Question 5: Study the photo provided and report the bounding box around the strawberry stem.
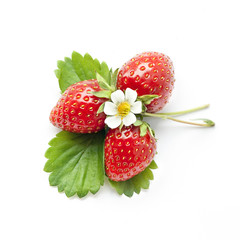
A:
[165,116,214,127]
[142,113,214,127]
[153,104,210,116]
[142,104,215,127]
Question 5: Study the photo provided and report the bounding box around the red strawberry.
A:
[50,79,107,133]
[104,125,157,181]
[117,51,175,113]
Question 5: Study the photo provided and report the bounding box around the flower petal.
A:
[122,112,136,126]
[125,88,137,105]
[105,116,122,129]
[111,90,124,105]
[131,101,142,114]
[104,102,118,115]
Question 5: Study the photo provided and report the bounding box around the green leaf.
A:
[138,95,159,105]
[55,51,111,93]
[100,62,111,85]
[56,58,80,93]
[149,160,158,169]
[44,131,105,198]
[108,160,158,197]
[91,90,112,99]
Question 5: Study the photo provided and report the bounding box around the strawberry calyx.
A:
[133,120,155,138]
[95,72,115,92]
[91,70,119,114]
[137,94,159,105]
[110,68,119,89]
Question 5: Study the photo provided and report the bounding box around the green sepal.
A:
[147,126,155,138]
[133,120,143,126]
[96,72,113,91]
[91,90,111,99]
[97,102,105,114]
[55,52,111,93]
[138,95,159,105]
[140,124,148,137]
[108,160,158,197]
[44,131,105,198]
[142,104,147,113]
[110,68,119,90]
[133,120,155,138]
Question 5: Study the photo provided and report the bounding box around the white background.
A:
[1,0,240,239]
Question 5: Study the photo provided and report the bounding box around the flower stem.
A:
[152,104,210,116]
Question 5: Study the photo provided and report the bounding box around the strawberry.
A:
[50,79,107,133]
[117,51,175,113]
[104,125,157,181]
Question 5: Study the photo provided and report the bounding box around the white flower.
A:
[104,88,142,129]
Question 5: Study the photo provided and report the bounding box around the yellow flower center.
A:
[117,101,130,117]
